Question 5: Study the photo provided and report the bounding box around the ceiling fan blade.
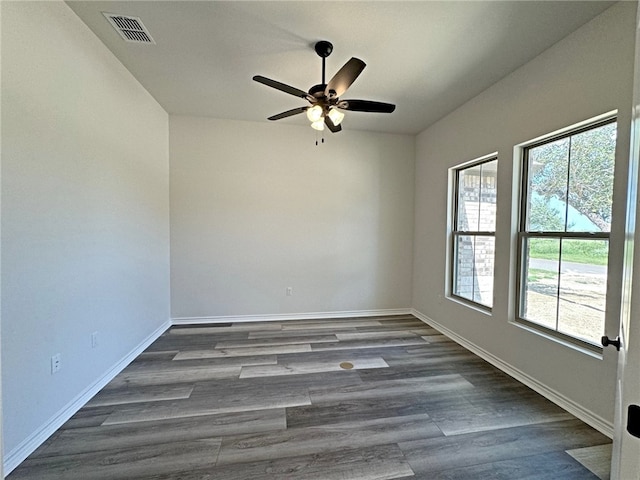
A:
[339,99,396,113]
[253,75,311,100]
[324,115,342,133]
[325,58,366,98]
[267,107,308,121]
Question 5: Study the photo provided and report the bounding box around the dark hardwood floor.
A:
[8,315,612,479]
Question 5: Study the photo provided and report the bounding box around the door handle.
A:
[601,335,621,351]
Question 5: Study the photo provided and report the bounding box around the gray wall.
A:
[170,116,415,319]
[412,2,635,430]
[1,1,170,465]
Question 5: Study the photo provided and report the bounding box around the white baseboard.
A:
[172,308,413,325]
[411,309,614,439]
[4,320,171,475]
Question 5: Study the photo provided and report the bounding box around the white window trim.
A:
[447,152,499,311]
[514,113,617,352]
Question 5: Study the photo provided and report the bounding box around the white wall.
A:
[413,2,636,431]
[1,1,170,468]
[170,116,414,319]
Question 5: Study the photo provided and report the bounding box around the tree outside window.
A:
[519,118,616,347]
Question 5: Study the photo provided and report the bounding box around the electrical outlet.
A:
[91,331,99,348]
[51,354,61,374]
[286,287,293,296]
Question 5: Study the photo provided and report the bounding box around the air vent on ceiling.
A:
[103,13,155,44]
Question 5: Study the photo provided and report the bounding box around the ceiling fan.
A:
[253,40,396,133]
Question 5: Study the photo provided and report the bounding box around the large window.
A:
[451,157,498,309]
[518,117,616,348]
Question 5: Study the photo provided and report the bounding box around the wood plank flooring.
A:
[8,315,612,479]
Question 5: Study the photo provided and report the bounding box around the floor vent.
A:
[103,13,155,44]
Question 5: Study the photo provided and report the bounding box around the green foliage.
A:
[528,196,565,231]
[527,268,557,283]
[529,238,609,265]
[528,122,616,232]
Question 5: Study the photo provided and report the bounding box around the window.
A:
[451,157,498,309]
[518,117,616,348]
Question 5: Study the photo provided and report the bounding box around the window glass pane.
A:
[452,157,497,310]
[521,237,560,330]
[557,239,608,344]
[454,234,475,301]
[519,118,616,347]
[479,160,497,231]
[472,236,495,307]
[457,164,482,231]
[566,123,616,233]
[526,137,569,231]
[454,234,494,308]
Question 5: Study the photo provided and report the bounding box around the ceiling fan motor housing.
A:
[314,40,333,58]
[308,83,328,99]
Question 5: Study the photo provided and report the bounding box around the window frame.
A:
[515,116,617,351]
[450,155,498,311]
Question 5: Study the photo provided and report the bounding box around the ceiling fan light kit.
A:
[311,120,325,131]
[306,105,324,122]
[253,40,395,139]
[327,108,345,126]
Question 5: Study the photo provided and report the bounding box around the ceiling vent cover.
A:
[103,13,155,44]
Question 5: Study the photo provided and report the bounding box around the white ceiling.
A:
[66,1,614,135]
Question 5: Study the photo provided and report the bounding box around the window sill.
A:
[509,319,604,360]
[447,295,493,316]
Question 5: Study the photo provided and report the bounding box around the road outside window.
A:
[518,118,616,347]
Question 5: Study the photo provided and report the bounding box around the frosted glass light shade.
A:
[327,108,345,126]
[311,120,325,131]
[306,105,323,122]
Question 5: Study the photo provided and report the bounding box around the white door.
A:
[611,2,640,478]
